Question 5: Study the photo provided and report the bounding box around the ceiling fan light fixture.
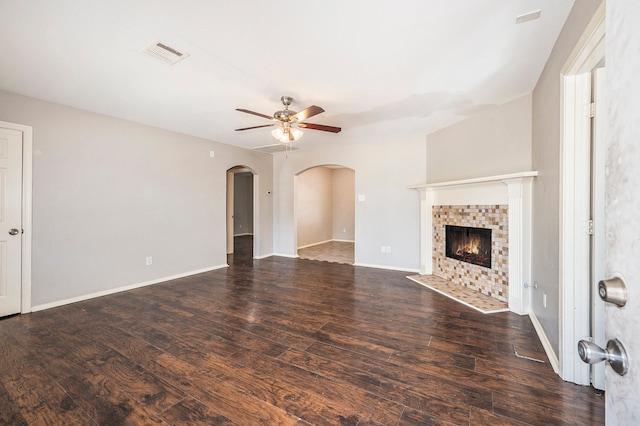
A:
[271,126,303,143]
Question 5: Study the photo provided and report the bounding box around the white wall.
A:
[426,94,532,182]
[296,167,333,247]
[332,167,355,241]
[274,136,426,272]
[0,89,273,308]
[530,0,603,356]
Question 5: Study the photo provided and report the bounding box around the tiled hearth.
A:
[410,172,536,314]
[433,204,508,302]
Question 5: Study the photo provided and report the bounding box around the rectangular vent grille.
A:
[142,42,189,65]
[252,144,299,154]
[516,9,542,24]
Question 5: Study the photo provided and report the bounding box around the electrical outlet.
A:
[381,246,386,253]
[146,256,153,266]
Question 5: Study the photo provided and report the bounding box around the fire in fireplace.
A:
[445,225,492,268]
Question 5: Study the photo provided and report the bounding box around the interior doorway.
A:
[559,6,605,388]
[294,165,355,264]
[226,166,256,258]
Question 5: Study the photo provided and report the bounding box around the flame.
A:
[455,236,481,256]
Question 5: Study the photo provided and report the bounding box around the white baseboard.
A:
[529,311,560,374]
[31,264,228,312]
[297,239,355,250]
[353,262,420,274]
[253,252,275,259]
[297,239,333,250]
[272,253,299,259]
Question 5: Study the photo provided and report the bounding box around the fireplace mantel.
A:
[410,171,537,314]
[409,171,539,190]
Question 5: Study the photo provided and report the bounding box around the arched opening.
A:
[226,165,257,259]
[294,165,355,264]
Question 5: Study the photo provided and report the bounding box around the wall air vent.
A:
[141,42,189,65]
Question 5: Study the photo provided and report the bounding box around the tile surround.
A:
[433,205,508,302]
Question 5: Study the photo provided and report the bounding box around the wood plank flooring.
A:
[0,236,604,425]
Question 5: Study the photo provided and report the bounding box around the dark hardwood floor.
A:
[0,236,604,425]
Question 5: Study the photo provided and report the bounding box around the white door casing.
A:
[559,3,605,385]
[590,67,607,391]
[0,127,23,316]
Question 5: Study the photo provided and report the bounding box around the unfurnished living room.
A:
[1,1,639,425]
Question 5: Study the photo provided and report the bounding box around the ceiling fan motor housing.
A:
[274,109,297,122]
[274,96,296,122]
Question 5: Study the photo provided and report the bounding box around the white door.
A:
[604,0,640,421]
[0,127,23,317]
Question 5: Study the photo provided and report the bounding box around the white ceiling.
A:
[0,0,575,152]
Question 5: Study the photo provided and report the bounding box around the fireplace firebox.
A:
[445,225,492,268]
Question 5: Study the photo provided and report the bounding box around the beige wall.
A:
[426,94,532,182]
[531,0,603,356]
[0,89,273,308]
[332,168,355,241]
[275,136,426,272]
[296,167,334,248]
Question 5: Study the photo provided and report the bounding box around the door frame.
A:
[558,3,605,384]
[226,166,258,258]
[0,120,33,314]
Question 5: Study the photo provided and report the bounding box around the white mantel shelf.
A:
[409,171,538,190]
[410,171,538,315]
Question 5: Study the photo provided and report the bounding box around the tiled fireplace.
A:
[434,205,508,302]
[410,172,536,314]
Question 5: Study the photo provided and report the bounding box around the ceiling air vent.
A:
[516,9,542,24]
[141,42,189,65]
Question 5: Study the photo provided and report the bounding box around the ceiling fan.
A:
[235,96,341,143]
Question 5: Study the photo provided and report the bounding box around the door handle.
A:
[578,338,629,376]
[8,228,20,236]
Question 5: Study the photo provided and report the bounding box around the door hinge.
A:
[587,219,594,235]
[588,102,596,118]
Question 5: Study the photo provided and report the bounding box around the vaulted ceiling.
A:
[0,1,575,152]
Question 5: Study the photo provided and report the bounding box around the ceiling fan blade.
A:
[291,105,324,121]
[236,108,274,120]
[235,124,275,131]
[298,122,342,133]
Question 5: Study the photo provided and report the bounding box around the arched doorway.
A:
[295,165,355,264]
